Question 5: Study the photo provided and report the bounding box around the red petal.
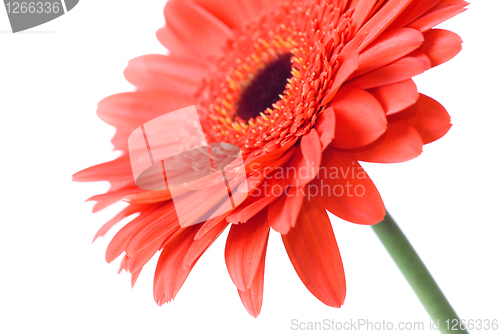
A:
[124,55,206,94]
[91,197,124,214]
[389,0,442,29]
[194,0,261,30]
[171,182,240,228]
[194,211,232,240]
[322,53,359,106]
[126,238,164,275]
[153,225,201,305]
[345,0,414,53]
[86,186,143,203]
[392,94,452,144]
[301,129,322,174]
[226,174,287,224]
[268,187,305,235]
[125,202,179,255]
[419,29,463,67]
[351,120,424,163]
[182,220,229,268]
[123,190,172,204]
[225,210,270,291]
[354,28,424,78]
[330,87,387,149]
[346,51,431,89]
[237,242,266,318]
[72,155,133,182]
[93,205,144,242]
[288,129,322,187]
[349,0,381,34]
[407,0,469,32]
[312,148,385,224]
[314,108,335,150]
[244,138,297,172]
[368,79,419,115]
[131,269,142,288]
[282,197,345,307]
[156,23,201,59]
[105,204,165,263]
[97,91,192,132]
[164,0,234,58]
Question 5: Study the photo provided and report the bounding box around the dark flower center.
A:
[235,53,293,121]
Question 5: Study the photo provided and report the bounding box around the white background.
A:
[0,1,498,333]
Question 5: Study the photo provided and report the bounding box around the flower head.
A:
[74,0,467,317]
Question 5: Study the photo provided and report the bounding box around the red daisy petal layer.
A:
[313,148,385,225]
[225,210,270,291]
[237,241,266,318]
[368,79,419,116]
[282,197,345,308]
[163,0,234,58]
[153,225,201,305]
[346,51,431,89]
[392,93,452,144]
[330,87,387,149]
[419,29,463,67]
[351,119,424,163]
[268,186,305,235]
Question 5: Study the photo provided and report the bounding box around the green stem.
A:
[372,210,468,334]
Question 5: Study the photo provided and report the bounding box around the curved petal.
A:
[86,186,143,203]
[91,189,131,213]
[105,204,165,263]
[97,91,192,131]
[330,87,387,149]
[354,28,424,78]
[288,129,322,187]
[153,225,202,305]
[312,148,385,225]
[182,220,229,268]
[237,240,267,318]
[194,0,262,30]
[407,0,469,32]
[388,0,442,29]
[345,0,414,54]
[368,79,419,115]
[125,202,179,255]
[225,193,275,224]
[391,94,452,144]
[156,23,202,59]
[124,190,172,204]
[93,205,145,242]
[420,29,463,67]
[164,0,234,59]
[314,108,335,150]
[352,120,424,163]
[282,197,345,307]
[72,155,133,182]
[244,138,298,173]
[125,237,165,278]
[268,186,305,235]
[124,55,207,93]
[346,51,431,90]
[225,210,270,291]
[226,174,288,224]
[321,53,359,106]
[349,0,381,34]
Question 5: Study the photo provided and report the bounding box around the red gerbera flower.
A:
[74,0,467,317]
